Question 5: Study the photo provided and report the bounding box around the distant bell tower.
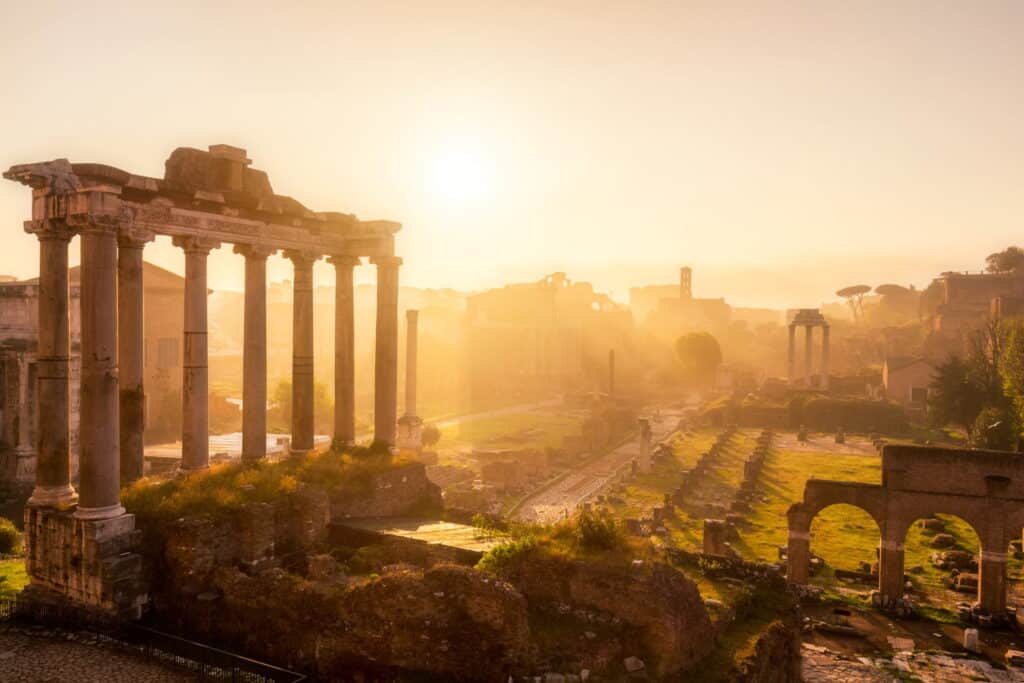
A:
[680,266,693,300]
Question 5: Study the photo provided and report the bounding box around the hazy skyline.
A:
[1,1,1022,308]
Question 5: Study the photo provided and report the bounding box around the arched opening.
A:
[807,503,881,589]
[902,514,982,620]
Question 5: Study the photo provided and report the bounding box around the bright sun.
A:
[427,140,496,206]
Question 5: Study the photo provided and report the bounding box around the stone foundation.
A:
[23,506,147,619]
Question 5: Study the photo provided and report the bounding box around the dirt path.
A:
[510,409,682,524]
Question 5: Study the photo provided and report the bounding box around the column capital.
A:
[233,243,278,260]
[118,226,155,249]
[283,249,322,267]
[371,255,403,268]
[24,219,76,242]
[173,235,221,254]
[327,254,361,268]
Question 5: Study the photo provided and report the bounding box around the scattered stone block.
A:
[623,656,645,673]
[963,628,980,653]
[930,533,955,548]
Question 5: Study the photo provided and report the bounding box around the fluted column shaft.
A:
[373,256,401,446]
[75,218,123,519]
[117,230,152,484]
[803,325,813,384]
[29,225,78,507]
[404,309,419,418]
[174,236,219,472]
[236,245,275,463]
[286,251,318,455]
[821,325,831,391]
[329,255,359,446]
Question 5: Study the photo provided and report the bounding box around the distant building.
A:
[930,271,1024,334]
[883,357,935,409]
[630,267,732,337]
[1,262,189,484]
[465,272,630,403]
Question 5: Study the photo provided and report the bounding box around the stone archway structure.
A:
[4,145,403,617]
[788,444,1024,615]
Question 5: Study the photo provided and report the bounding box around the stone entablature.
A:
[787,444,1024,615]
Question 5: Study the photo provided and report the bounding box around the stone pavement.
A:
[802,643,1024,682]
[0,627,195,682]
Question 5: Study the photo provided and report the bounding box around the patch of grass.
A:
[123,445,415,527]
[0,558,27,599]
[0,517,20,555]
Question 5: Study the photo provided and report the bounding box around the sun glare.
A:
[427,141,496,206]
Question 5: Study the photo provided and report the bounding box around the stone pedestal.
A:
[23,506,146,619]
[637,418,652,474]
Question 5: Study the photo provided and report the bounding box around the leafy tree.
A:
[998,318,1024,441]
[973,404,1017,451]
[986,246,1024,273]
[674,332,722,389]
[928,356,986,440]
[0,517,20,555]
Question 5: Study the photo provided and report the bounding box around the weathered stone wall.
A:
[330,462,442,518]
[732,617,802,683]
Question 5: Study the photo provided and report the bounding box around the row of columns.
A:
[787,323,830,389]
[27,212,401,520]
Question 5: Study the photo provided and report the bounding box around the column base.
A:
[289,448,313,458]
[73,503,127,520]
[178,464,210,476]
[23,506,147,620]
[27,484,79,510]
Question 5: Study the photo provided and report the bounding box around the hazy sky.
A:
[1,1,1022,307]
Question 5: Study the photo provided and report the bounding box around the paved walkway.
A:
[802,643,1024,682]
[0,628,195,682]
[511,409,681,524]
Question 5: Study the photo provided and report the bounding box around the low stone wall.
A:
[331,462,442,519]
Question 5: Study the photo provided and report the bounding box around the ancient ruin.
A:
[787,308,830,389]
[787,444,1024,615]
[3,145,403,617]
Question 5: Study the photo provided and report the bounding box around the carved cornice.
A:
[172,235,221,254]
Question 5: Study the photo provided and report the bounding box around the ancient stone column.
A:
[404,309,419,418]
[328,255,359,446]
[174,236,219,472]
[236,244,276,463]
[27,223,78,507]
[372,256,401,447]
[877,536,905,603]
[803,324,813,385]
[75,217,124,519]
[821,324,831,391]
[787,324,796,383]
[978,549,1008,614]
[117,229,153,484]
[286,250,319,456]
[638,417,651,474]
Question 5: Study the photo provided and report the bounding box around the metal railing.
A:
[0,595,306,682]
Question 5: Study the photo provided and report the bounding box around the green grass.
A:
[438,411,584,455]
[0,558,27,599]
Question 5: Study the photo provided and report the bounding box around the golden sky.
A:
[1,1,1022,308]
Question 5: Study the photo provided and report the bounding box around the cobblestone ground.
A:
[0,628,196,682]
[802,643,1024,682]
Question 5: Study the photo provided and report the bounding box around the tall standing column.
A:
[821,325,831,391]
[404,309,419,418]
[286,250,319,456]
[372,256,401,447]
[787,324,796,383]
[803,324,813,385]
[28,223,78,507]
[117,229,153,484]
[174,236,219,473]
[75,216,124,519]
[236,244,276,463]
[329,255,359,446]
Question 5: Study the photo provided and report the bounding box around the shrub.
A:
[0,518,21,555]
[476,534,539,573]
[573,509,623,551]
[801,397,906,432]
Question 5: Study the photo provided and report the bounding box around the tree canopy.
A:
[985,246,1024,273]
[674,331,722,388]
